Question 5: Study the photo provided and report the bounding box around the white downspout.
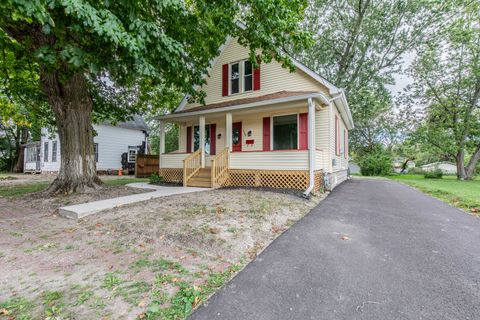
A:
[303,98,316,198]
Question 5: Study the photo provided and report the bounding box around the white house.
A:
[156,37,354,194]
[420,162,457,174]
[24,116,149,174]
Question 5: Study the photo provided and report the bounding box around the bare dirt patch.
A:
[0,188,325,319]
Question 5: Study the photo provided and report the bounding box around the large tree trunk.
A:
[13,127,29,173]
[40,70,102,193]
[465,144,480,180]
[455,150,467,180]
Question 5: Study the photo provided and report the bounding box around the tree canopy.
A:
[0,0,311,192]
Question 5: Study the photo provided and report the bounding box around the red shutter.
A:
[222,64,229,96]
[210,124,216,155]
[186,126,192,153]
[262,117,270,151]
[253,60,261,91]
[299,113,308,150]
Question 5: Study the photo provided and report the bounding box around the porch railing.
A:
[211,148,229,188]
[183,149,202,187]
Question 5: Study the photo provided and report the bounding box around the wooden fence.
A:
[135,154,159,178]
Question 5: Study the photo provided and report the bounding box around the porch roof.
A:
[156,90,330,120]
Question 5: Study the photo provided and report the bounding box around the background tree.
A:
[0,39,49,172]
[405,2,480,180]
[1,0,311,193]
[299,0,456,154]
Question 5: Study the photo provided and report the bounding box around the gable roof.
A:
[101,115,149,131]
[171,30,353,129]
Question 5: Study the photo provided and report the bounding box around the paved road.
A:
[190,178,480,320]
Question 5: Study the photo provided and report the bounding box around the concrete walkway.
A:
[189,178,480,320]
[59,183,209,219]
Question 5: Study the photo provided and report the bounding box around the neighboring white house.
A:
[420,162,457,174]
[24,116,149,173]
[156,36,354,193]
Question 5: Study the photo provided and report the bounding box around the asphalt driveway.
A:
[190,178,480,320]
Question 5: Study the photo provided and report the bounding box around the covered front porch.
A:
[157,92,330,192]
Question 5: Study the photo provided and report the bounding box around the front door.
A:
[232,122,242,152]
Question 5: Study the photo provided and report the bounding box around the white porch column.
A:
[199,116,205,168]
[304,98,316,196]
[159,120,165,170]
[225,112,232,151]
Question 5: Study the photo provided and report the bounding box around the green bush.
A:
[149,172,163,184]
[357,148,392,176]
[424,169,443,179]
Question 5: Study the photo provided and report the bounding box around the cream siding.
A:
[230,151,308,170]
[330,103,349,172]
[160,153,188,168]
[183,38,329,110]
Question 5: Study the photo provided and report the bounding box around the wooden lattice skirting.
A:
[159,168,324,192]
[226,169,324,192]
[159,168,183,183]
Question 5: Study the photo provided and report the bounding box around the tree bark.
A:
[12,127,29,173]
[455,150,466,180]
[465,143,480,180]
[40,69,102,193]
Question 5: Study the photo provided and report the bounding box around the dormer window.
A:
[223,59,260,96]
[244,60,253,91]
[230,62,240,94]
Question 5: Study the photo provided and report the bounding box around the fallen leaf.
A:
[341,236,350,241]
[138,313,146,319]
[172,277,180,283]
[271,225,283,233]
[471,208,478,213]
[1,308,9,315]
[159,235,165,240]
[193,296,201,308]
[209,227,220,234]
[138,300,146,307]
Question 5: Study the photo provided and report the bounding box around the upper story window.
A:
[244,60,253,92]
[229,60,255,95]
[230,63,240,94]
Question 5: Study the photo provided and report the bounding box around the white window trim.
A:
[44,141,49,162]
[229,59,254,96]
[270,112,300,151]
[128,146,137,163]
[52,141,57,162]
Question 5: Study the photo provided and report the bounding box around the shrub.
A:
[357,148,392,176]
[149,172,163,184]
[424,169,443,179]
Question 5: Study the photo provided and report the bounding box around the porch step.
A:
[187,168,212,188]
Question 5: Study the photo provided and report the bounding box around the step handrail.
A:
[183,149,202,187]
[211,148,229,188]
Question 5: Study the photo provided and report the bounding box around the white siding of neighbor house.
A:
[37,125,146,172]
[183,38,329,110]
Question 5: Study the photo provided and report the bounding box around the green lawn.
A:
[0,177,149,198]
[389,174,480,214]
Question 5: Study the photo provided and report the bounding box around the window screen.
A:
[273,114,298,150]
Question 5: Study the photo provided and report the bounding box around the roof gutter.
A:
[156,92,330,121]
